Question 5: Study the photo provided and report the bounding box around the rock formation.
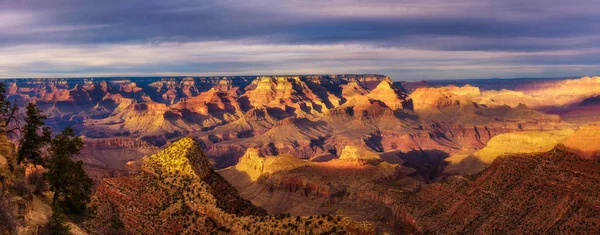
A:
[219,147,414,232]
[89,137,374,234]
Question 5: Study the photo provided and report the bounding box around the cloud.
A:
[0,0,599,79]
[1,41,599,79]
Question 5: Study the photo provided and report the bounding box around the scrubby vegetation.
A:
[395,145,600,234]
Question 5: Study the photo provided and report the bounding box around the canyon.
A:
[6,75,584,172]
[3,74,600,234]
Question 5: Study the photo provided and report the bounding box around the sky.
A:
[1,0,599,80]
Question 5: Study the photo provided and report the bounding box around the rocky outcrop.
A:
[89,137,374,234]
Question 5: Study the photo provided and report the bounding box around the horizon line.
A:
[0,74,592,82]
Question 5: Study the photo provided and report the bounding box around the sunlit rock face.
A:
[239,76,339,116]
[339,145,382,164]
[367,77,413,110]
[233,148,310,181]
[410,76,600,111]
[561,125,600,159]
[410,85,480,111]
[444,129,574,175]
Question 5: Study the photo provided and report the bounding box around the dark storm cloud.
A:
[1,0,599,79]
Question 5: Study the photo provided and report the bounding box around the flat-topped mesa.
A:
[120,81,143,93]
[410,85,482,111]
[367,77,413,110]
[234,148,311,181]
[141,136,213,180]
[339,145,383,165]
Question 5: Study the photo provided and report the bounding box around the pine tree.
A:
[46,128,92,216]
[17,103,51,166]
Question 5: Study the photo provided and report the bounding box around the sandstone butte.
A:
[239,76,337,116]
[89,137,375,234]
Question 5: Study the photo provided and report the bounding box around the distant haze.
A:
[1,0,599,80]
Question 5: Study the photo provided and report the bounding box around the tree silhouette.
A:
[46,127,92,216]
[17,103,51,166]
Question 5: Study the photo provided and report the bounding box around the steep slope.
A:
[89,137,374,234]
[396,146,600,234]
